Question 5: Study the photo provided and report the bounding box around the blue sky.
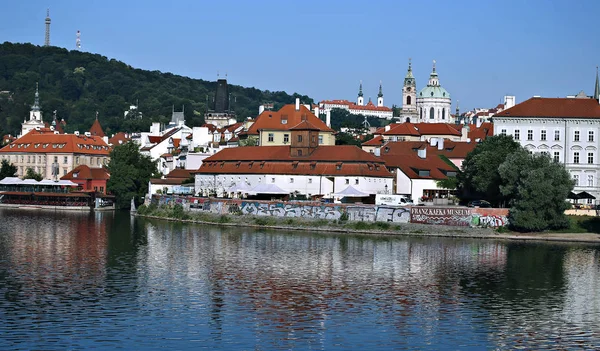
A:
[1,0,599,112]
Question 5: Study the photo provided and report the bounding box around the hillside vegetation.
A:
[0,42,313,137]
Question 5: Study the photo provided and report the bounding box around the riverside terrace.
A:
[0,177,114,210]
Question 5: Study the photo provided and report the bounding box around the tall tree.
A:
[106,142,160,209]
[498,150,573,232]
[0,160,17,179]
[457,135,522,206]
[23,168,43,181]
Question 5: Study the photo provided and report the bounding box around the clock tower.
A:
[401,58,418,122]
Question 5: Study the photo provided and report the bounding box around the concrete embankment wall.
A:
[151,195,509,228]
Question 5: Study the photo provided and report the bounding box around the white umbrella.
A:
[0,177,22,185]
[247,183,289,195]
[333,185,370,197]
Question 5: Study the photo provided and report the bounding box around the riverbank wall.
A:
[150,195,509,228]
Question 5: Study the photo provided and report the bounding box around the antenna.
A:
[362,115,371,129]
[76,30,81,50]
[44,9,51,46]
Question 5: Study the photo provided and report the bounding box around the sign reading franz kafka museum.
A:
[410,206,472,226]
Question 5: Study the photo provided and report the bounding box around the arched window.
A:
[429,107,435,120]
[405,117,411,123]
[406,96,412,105]
[442,108,445,120]
[420,108,423,119]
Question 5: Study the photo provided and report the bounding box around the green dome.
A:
[418,85,450,99]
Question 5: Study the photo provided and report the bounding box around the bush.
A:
[171,204,188,220]
[375,222,391,230]
[339,212,349,222]
[218,215,231,223]
[353,221,370,230]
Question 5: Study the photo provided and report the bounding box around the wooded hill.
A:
[0,42,313,137]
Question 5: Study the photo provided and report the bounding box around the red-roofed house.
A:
[192,126,393,201]
[493,91,600,201]
[244,99,336,146]
[61,165,110,194]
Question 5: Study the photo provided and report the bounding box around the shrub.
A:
[376,222,391,230]
[218,215,231,223]
[353,221,370,230]
[339,212,349,222]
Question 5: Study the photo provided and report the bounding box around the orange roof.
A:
[109,132,130,145]
[148,136,162,143]
[0,131,110,155]
[379,153,457,179]
[61,165,110,180]
[414,123,462,136]
[320,99,393,112]
[89,119,105,137]
[289,120,320,131]
[361,135,385,146]
[467,122,494,141]
[192,145,392,177]
[379,140,477,159]
[246,104,334,135]
[166,168,191,179]
[376,123,421,136]
[494,97,600,118]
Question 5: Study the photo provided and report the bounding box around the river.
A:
[0,209,599,350]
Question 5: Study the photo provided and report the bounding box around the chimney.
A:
[504,95,516,109]
[430,137,437,147]
[259,105,265,115]
[417,148,427,159]
[295,98,300,111]
[384,125,391,132]
[374,148,381,157]
[326,110,331,127]
[476,117,483,128]
[314,106,320,117]
[437,138,444,150]
[74,131,80,136]
[461,125,469,141]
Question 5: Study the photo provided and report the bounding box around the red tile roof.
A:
[89,119,105,137]
[379,140,476,160]
[494,97,600,118]
[109,132,130,145]
[361,135,385,146]
[166,168,191,179]
[192,145,392,177]
[0,131,110,155]
[320,99,393,112]
[377,142,461,179]
[374,123,461,137]
[246,104,334,135]
[61,165,110,180]
[290,120,320,131]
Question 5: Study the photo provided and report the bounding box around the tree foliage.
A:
[0,42,313,138]
[457,135,522,206]
[327,108,389,131]
[106,142,160,209]
[23,168,43,181]
[0,160,17,179]
[498,150,573,232]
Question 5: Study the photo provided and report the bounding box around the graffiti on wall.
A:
[410,207,472,226]
[240,201,342,220]
[375,206,410,223]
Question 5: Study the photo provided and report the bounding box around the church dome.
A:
[419,85,450,99]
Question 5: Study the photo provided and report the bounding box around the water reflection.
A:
[0,209,599,350]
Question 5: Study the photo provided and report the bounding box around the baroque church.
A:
[399,59,452,124]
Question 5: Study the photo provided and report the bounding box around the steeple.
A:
[594,66,599,100]
[32,82,41,112]
[428,59,439,86]
[357,80,364,106]
[455,100,460,125]
[378,81,383,98]
[377,81,384,107]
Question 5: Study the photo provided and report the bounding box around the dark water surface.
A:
[0,210,599,350]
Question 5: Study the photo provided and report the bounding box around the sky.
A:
[1,0,599,112]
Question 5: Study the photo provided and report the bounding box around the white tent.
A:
[39,179,59,186]
[0,177,21,185]
[333,185,370,197]
[247,183,289,195]
[227,182,251,194]
[21,179,39,185]
[55,180,79,187]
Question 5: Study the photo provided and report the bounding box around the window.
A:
[297,135,303,142]
[514,130,520,140]
[283,134,289,143]
[318,135,323,144]
[271,178,275,183]
[38,156,42,163]
[54,156,58,162]
[574,131,580,142]
[406,96,411,105]
[289,178,294,183]
[355,179,359,185]
[553,151,560,163]
[590,131,595,142]
[541,130,546,141]
[573,174,580,186]
[345,179,350,184]
[527,130,533,141]
[441,108,445,120]
[554,130,560,141]
[429,107,435,120]
[268,133,274,142]
[501,129,507,136]
[63,169,67,175]
[574,152,580,164]
[308,178,312,184]
[63,156,68,164]
[76,156,79,164]
[587,175,594,187]
[100,186,104,193]
[588,152,594,164]
[297,149,302,156]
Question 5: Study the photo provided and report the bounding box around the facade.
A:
[204,79,237,128]
[192,127,394,200]
[415,61,452,123]
[244,99,336,146]
[399,59,418,122]
[318,82,394,120]
[493,94,600,201]
[0,129,110,179]
[61,165,110,194]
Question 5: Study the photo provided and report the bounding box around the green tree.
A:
[498,150,573,232]
[457,135,522,206]
[435,176,458,191]
[24,167,43,181]
[106,142,160,209]
[0,160,17,179]
[335,132,361,146]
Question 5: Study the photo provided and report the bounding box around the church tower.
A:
[20,83,45,138]
[401,58,417,122]
[357,81,364,106]
[377,81,384,107]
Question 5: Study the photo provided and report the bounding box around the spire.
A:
[428,59,439,86]
[432,59,436,73]
[32,82,41,111]
[358,80,363,97]
[95,111,99,120]
[378,81,383,98]
[594,66,599,100]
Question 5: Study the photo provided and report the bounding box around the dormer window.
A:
[336,162,342,170]
[73,172,79,178]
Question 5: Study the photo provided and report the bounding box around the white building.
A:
[493,87,600,201]
[319,81,394,120]
[19,84,45,138]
